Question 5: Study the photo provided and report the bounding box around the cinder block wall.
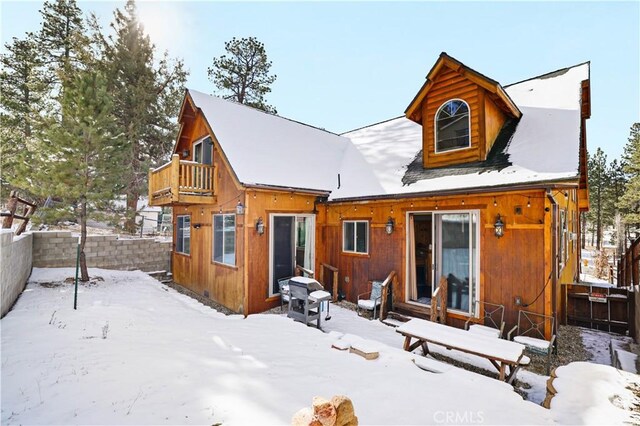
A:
[32,232,171,272]
[1,230,33,318]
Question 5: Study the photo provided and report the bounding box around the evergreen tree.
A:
[586,148,611,249]
[208,36,277,113]
[619,123,640,234]
[92,0,187,232]
[26,70,123,281]
[37,0,89,95]
[0,35,47,200]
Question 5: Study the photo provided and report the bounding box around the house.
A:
[148,53,590,338]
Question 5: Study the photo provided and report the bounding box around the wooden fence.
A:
[562,283,631,335]
[618,235,640,287]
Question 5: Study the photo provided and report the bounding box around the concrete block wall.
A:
[1,230,33,318]
[32,232,171,272]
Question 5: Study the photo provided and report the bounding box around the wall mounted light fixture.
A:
[385,217,395,235]
[181,149,190,158]
[494,214,505,238]
[256,217,265,235]
[236,201,244,215]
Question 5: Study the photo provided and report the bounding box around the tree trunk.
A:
[79,199,89,282]
[124,190,139,234]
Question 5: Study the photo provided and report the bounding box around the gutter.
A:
[546,188,559,347]
[328,181,579,204]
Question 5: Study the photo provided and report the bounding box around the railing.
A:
[179,161,214,194]
[149,154,216,204]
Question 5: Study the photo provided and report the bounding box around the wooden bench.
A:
[396,318,526,383]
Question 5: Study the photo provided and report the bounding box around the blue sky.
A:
[2,1,638,161]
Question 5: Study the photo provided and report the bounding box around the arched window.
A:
[435,99,470,153]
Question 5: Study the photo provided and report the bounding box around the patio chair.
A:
[287,280,321,329]
[357,280,383,319]
[278,276,291,312]
[508,310,556,375]
[464,301,505,338]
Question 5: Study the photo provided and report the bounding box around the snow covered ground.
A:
[0,268,635,425]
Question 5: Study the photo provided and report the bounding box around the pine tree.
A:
[26,70,123,281]
[586,148,611,249]
[37,0,89,96]
[619,123,640,235]
[92,0,187,233]
[208,37,277,113]
[0,35,47,200]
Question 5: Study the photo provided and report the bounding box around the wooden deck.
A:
[148,154,217,206]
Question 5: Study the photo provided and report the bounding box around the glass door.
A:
[269,214,315,296]
[433,211,478,314]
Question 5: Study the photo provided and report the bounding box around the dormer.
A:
[405,53,522,169]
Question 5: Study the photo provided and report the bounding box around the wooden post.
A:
[170,154,180,202]
[148,168,153,205]
[2,191,18,229]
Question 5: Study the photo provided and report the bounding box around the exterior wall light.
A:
[181,149,190,158]
[385,217,395,235]
[494,214,505,238]
[236,201,244,215]
[256,217,265,235]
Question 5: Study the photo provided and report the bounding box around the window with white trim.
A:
[213,214,236,265]
[435,99,470,153]
[342,220,368,254]
[176,215,190,255]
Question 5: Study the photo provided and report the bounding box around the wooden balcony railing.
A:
[148,154,216,206]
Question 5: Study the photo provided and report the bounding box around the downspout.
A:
[546,189,559,346]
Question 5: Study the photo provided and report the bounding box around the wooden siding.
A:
[170,111,246,313]
[484,95,507,157]
[244,190,321,314]
[320,189,566,338]
[421,66,482,168]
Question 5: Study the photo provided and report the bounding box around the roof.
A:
[185,60,589,201]
[188,90,382,195]
[404,52,522,123]
[339,62,589,200]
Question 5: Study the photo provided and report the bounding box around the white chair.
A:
[357,280,383,319]
[278,277,291,312]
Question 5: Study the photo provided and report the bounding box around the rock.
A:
[313,396,337,426]
[331,395,357,426]
[292,407,322,426]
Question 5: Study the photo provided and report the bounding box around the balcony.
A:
[148,154,217,206]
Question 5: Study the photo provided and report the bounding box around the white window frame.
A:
[434,99,471,154]
[404,210,480,317]
[212,213,236,266]
[267,214,316,297]
[176,215,190,255]
[342,220,369,254]
[193,136,213,165]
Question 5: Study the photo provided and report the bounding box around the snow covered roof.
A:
[188,90,381,194]
[338,62,589,200]
[186,61,589,201]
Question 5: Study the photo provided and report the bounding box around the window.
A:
[176,215,190,255]
[213,214,236,265]
[343,220,368,254]
[435,99,470,153]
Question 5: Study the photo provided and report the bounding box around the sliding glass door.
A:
[269,214,315,296]
[408,211,479,315]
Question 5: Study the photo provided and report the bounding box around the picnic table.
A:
[396,318,526,383]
